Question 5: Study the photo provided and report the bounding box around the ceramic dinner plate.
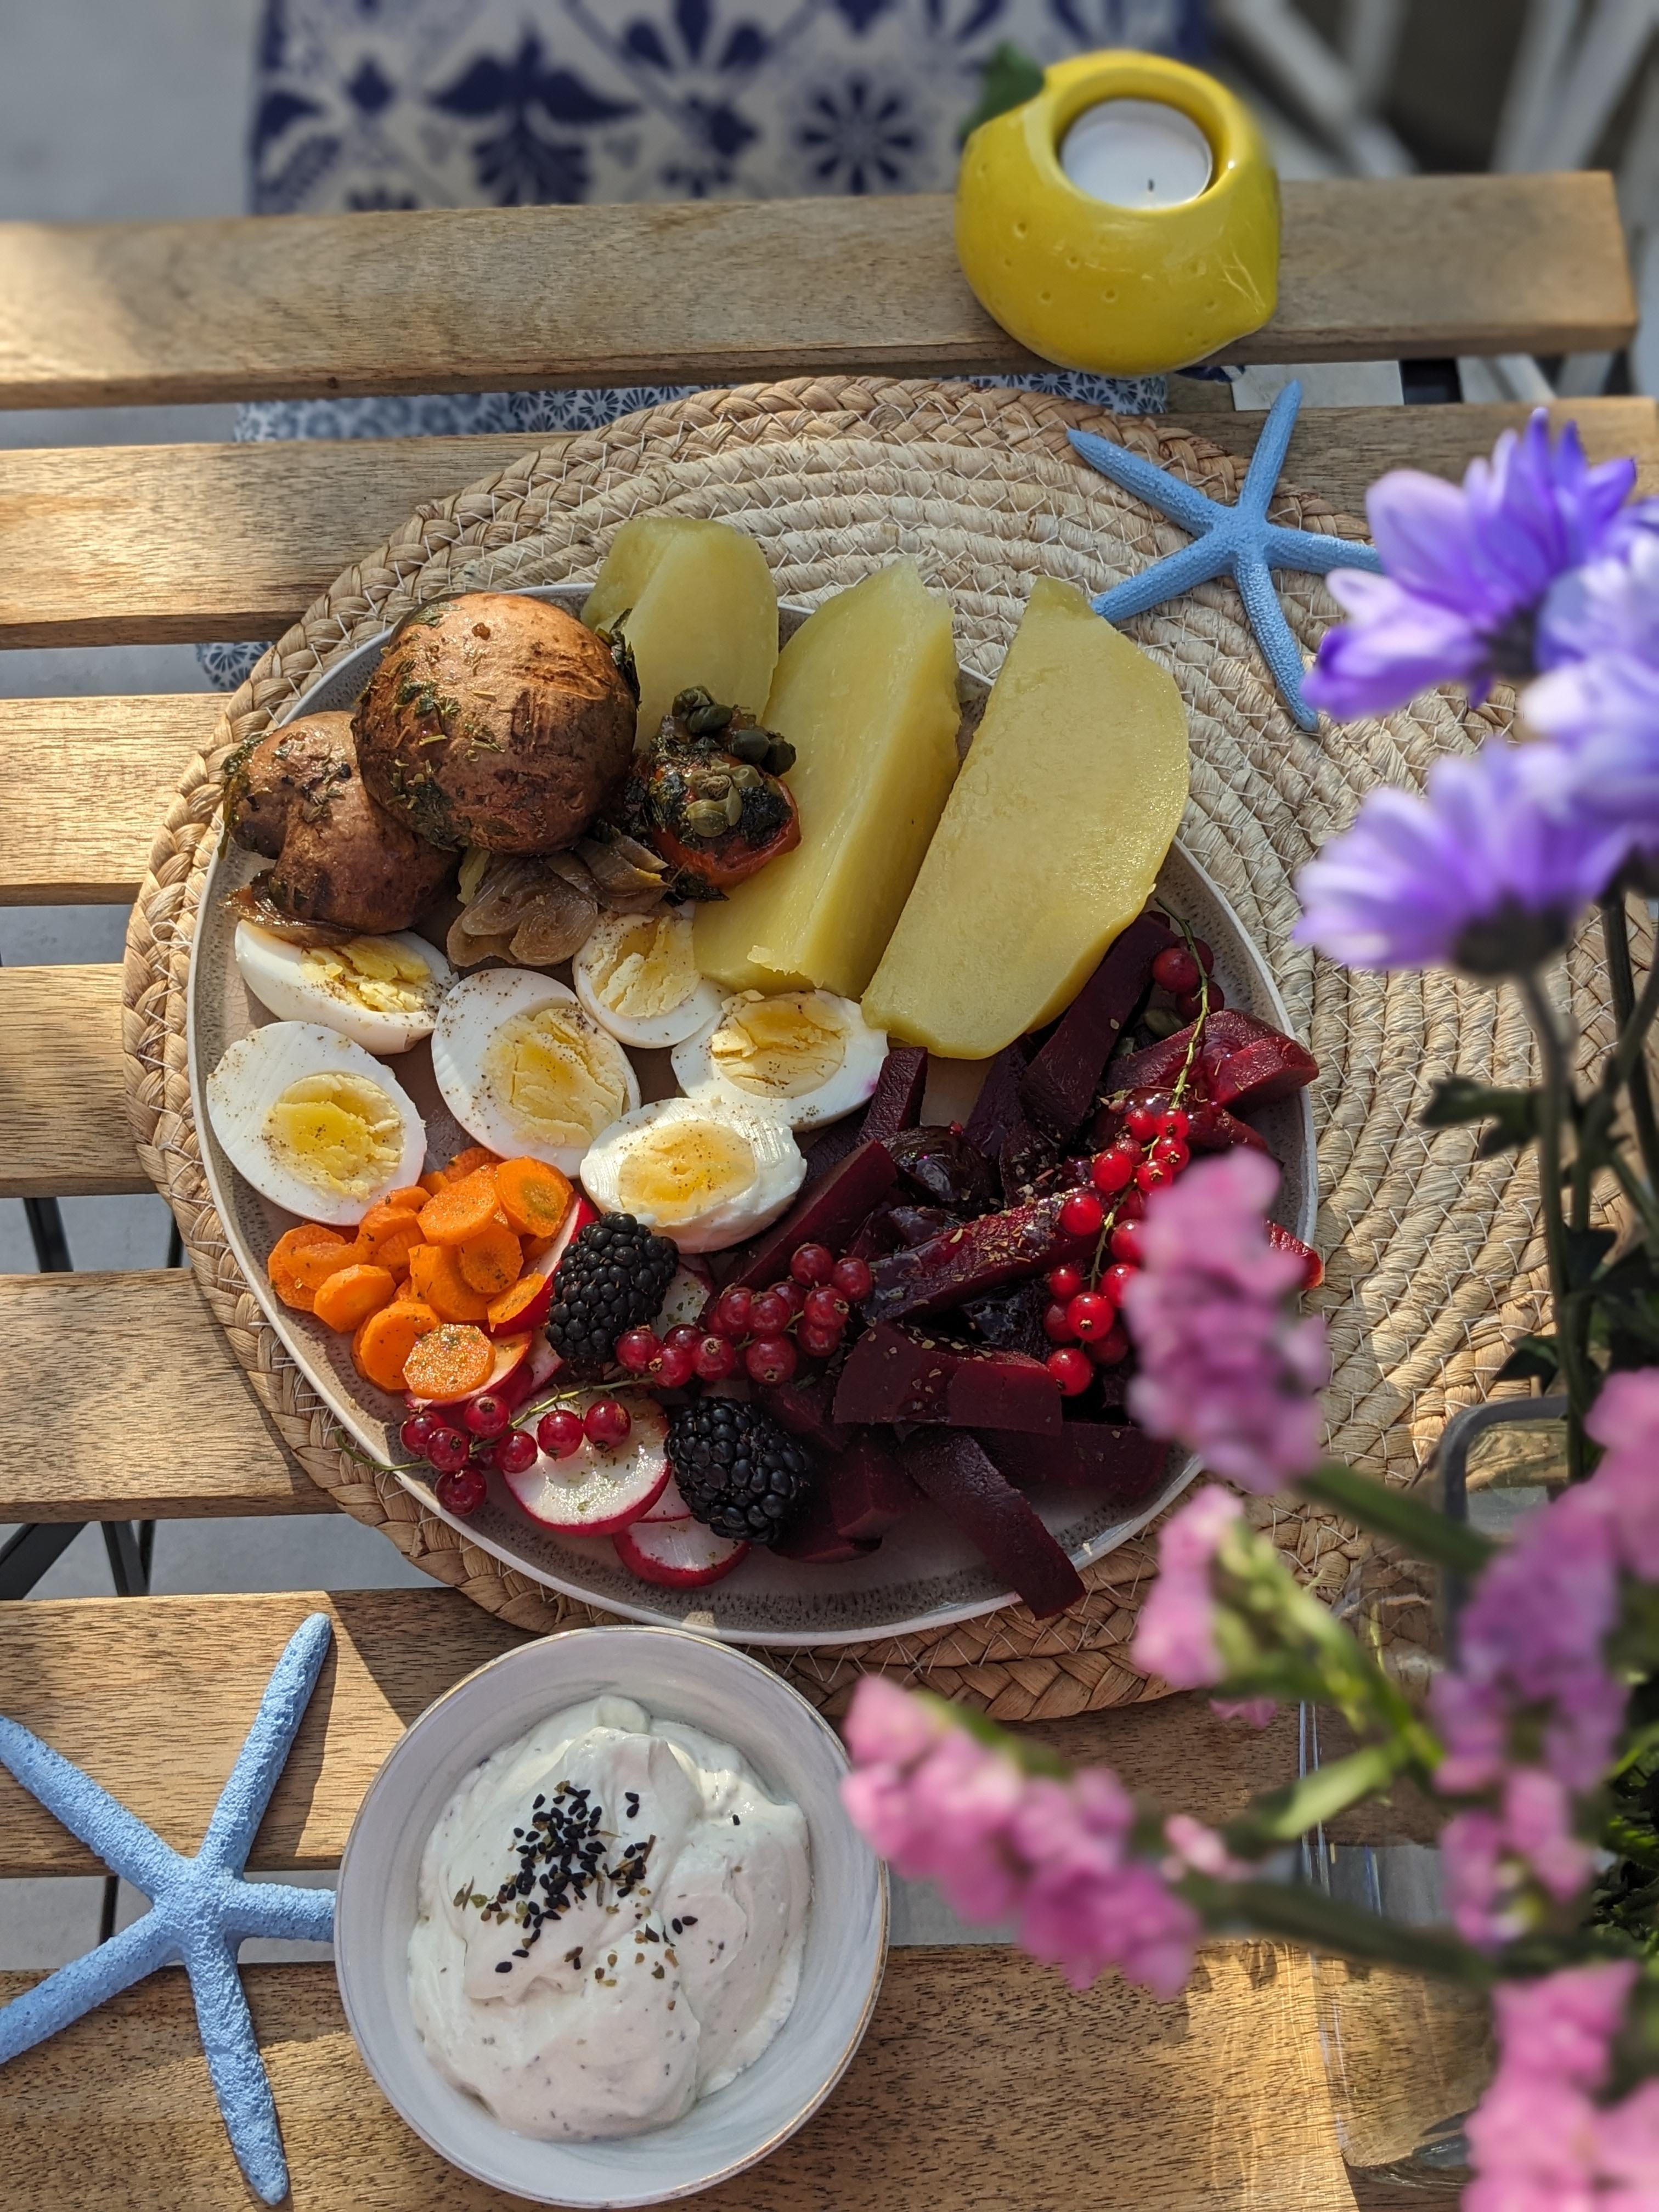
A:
[188,584,1316,1645]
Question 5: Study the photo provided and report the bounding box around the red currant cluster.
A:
[1042,938,1214,1400]
[400,1393,634,1517]
[1150,939,1222,1020]
[625,1244,876,1392]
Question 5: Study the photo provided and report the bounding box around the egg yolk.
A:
[264,1072,404,1198]
[708,992,848,1099]
[300,938,436,1019]
[588,914,699,1020]
[486,1007,632,1148]
[616,1119,758,1226]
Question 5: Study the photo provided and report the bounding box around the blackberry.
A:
[666,1401,814,1546]
[546,1214,678,1373]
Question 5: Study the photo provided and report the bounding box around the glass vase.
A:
[1302,1397,1569,2194]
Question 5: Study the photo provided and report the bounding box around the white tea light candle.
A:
[1060,99,1213,210]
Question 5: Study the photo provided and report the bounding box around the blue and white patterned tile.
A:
[249,0,1204,214]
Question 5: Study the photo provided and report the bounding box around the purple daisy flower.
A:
[1524,653,1659,868]
[1304,411,1640,720]
[1537,508,1659,669]
[1294,740,1632,975]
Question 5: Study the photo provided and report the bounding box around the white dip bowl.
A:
[335,1623,888,2206]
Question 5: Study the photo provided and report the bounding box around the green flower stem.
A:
[1609,1142,1659,1250]
[1180,1871,1496,1986]
[1521,972,1593,1479]
[1601,898,1659,1132]
[1222,1742,1409,1858]
[1212,1520,1440,1770]
[929,1693,1069,1778]
[1297,1461,1495,1575]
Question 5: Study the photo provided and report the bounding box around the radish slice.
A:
[639,1473,692,1524]
[614,1517,749,1588]
[542,1194,599,1273]
[654,1264,713,1334]
[503,1391,668,1536]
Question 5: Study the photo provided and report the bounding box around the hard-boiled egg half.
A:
[234,922,452,1055]
[580,1096,805,1253]
[206,1022,426,1226]
[672,989,888,1131]
[571,907,723,1049]
[432,968,639,1176]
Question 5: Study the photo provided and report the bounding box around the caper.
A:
[729,727,770,764]
[728,763,762,790]
[724,787,746,827]
[684,800,729,837]
[765,740,797,775]
[687,701,734,736]
[673,686,712,715]
[698,772,731,799]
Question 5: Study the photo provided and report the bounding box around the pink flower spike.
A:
[1500,1767,1595,1903]
[1210,1697,1277,1728]
[1465,1963,1649,2207]
[838,1679,1206,2003]
[1585,1366,1659,1579]
[1122,1152,1327,1494]
[1132,1486,1240,1688]
[842,1674,950,1768]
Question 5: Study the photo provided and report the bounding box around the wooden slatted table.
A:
[0,175,1640,2210]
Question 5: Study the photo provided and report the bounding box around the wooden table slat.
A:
[0,693,220,903]
[0,397,1654,656]
[0,963,144,1197]
[0,1947,1363,2212]
[0,1269,320,1518]
[0,1592,1440,1881]
[0,176,1634,415]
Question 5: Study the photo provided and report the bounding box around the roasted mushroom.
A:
[223,712,453,933]
[352,593,636,854]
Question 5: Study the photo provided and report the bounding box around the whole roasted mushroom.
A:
[352,592,636,854]
[223,711,453,932]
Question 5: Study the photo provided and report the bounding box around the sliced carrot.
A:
[486,1269,554,1334]
[447,1144,501,1178]
[420,1169,451,1197]
[268,1224,348,1311]
[494,1156,573,1239]
[418,1167,503,1246]
[284,1236,369,1302]
[403,1323,494,1401]
[386,1184,430,1215]
[313,1262,398,1334]
[521,1229,560,1268]
[407,1242,493,1323]
[356,1204,425,1276]
[353,1297,440,1392]
[458,1221,523,1296]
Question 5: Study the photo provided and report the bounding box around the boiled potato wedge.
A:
[693,560,961,1000]
[583,516,777,746]
[862,576,1188,1059]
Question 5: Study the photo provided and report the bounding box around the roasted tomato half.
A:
[628,689,800,896]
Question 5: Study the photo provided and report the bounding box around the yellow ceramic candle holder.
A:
[956,52,1280,377]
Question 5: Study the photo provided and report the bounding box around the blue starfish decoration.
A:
[0,1613,335,2204]
[1068,378,1383,731]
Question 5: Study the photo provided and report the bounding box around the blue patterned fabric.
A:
[250,0,1205,214]
[208,0,1199,684]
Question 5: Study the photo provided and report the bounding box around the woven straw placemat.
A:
[123,375,1617,1720]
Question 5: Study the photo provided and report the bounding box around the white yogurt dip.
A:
[407,1694,811,2140]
